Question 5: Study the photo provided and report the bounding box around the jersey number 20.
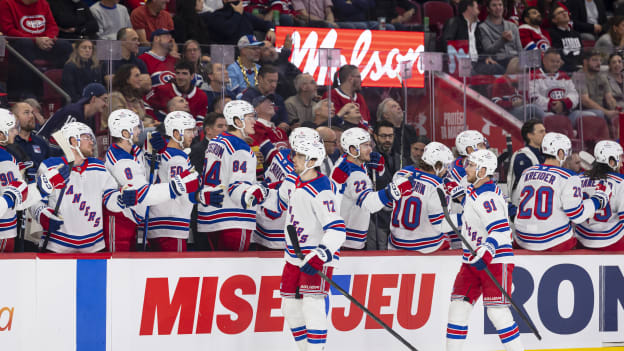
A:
[518,185,554,220]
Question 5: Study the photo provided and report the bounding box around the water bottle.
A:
[424,16,429,32]
[273,10,280,26]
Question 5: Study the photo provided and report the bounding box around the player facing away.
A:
[446,149,523,351]
[281,139,346,351]
[514,132,609,251]
[32,122,130,253]
[576,141,624,250]
[330,127,412,249]
[389,142,455,252]
[104,109,199,251]
[197,100,268,251]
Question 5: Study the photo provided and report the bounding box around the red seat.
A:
[167,0,176,15]
[544,114,574,137]
[396,1,422,24]
[42,69,66,118]
[582,40,595,48]
[423,1,454,34]
[576,115,610,151]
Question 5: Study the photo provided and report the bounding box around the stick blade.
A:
[51,130,75,163]
[436,187,448,207]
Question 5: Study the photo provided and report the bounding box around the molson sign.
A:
[275,27,425,88]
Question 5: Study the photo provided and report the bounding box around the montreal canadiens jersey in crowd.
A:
[331,158,391,249]
[253,149,296,249]
[138,51,176,88]
[518,24,551,51]
[389,167,448,252]
[32,157,124,253]
[147,147,196,239]
[461,181,513,265]
[529,69,579,112]
[576,173,624,248]
[198,132,258,232]
[283,174,346,268]
[0,147,21,239]
[514,165,598,250]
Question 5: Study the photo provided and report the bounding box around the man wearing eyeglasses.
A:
[549,4,583,72]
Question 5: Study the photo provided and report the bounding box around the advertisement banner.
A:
[275,27,425,88]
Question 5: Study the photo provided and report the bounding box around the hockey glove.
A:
[590,181,610,210]
[331,159,350,184]
[366,152,385,174]
[301,245,332,275]
[467,237,497,271]
[385,176,413,201]
[243,184,268,209]
[508,203,518,219]
[170,170,199,197]
[150,132,167,154]
[118,189,138,208]
[444,179,465,201]
[18,161,35,182]
[38,208,64,233]
[198,186,225,207]
[37,164,70,196]
[2,181,28,209]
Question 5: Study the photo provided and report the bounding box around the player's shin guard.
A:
[487,306,524,351]
[282,298,307,351]
[302,296,328,351]
[446,300,473,351]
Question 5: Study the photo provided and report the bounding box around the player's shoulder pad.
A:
[218,133,251,154]
[42,156,67,169]
[412,169,442,187]
[300,174,334,197]
[106,144,134,164]
[468,181,501,200]
[162,147,188,161]
[0,148,16,163]
[86,157,107,171]
[542,165,575,179]
[607,172,624,184]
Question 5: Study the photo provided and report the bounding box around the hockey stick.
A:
[435,188,542,340]
[41,131,76,251]
[142,133,158,251]
[286,225,418,351]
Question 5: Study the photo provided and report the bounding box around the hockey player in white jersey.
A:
[576,140,624,250]
[104,109,199,251]
[446,149,523,351]
[330,127,412,249]
[197,100,268,251]
[280,139,345,351]
[514,132,609,251]
[31,122,131,253]
[389,142,454,252]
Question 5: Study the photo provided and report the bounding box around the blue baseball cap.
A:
[150,28,173,41]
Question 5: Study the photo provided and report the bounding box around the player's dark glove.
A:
[330,159,350,184]
[507,203,518,219]
[38,207,64,233]
[150,132,167,154]
[301,244,332,275]
[118,189,138,208]
[384,176,413,201]
[242,184,268,209]
[170,169,199,197]
[591,181,610,210]
[198,186,224,207]
[366,152,385,174]
[467,237,497,271]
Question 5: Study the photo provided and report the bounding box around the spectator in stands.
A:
[213,95,232,114]
[204,62,233,112]
[372,0,415,30]
[259,35,302,99]
[596,16,624,62]
[190,112,226,172]
[327,64,371,126]
[183,40,209,88]
[519,6,551,51]
[11,102,53,171]
[266,0,298,27]
[130,0,174,45]
[575,50,619,124]
[167,96,191,113]
[90,0,131,40]
[138,28,177,89]
[442,0,505,75]
[530,49,581,119]
[103,28,151,90]
[302,98,334,128]
[112,64,149,122]
[504,0,526,25]
[409,136,428,165]
[49,0,98,39]
[376,97,417,163]
[200,0,222,13]
[62,39,104,102]
[316,126,338,175]
[37,83,108,139]
[566,0,607,41]
[23,98,46,127]
[606,53,624,109]
[228,35,263,97]
[285,73,317,124]
[293,0,338,27]
[0,0,73,100]
[205,0,275,45]
[174,0,211,44]
[535,0,555,30]
[564,151,582,173]
[251,95,289,155]
[241,65,290,129]
[333,0,385,30]
[507,119,545,206]
[479,0,522,70]
[145,60,208,124]
[492,57,545,120]
[335,102,363,130]
[549,4,583,72]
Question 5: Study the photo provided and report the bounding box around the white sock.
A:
[282,298,307,351]
[446,300,473,351]
[487,307,524,351]
[302,296,328,351]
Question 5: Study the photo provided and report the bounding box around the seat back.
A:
[423,1,454,33]
[576,115,610,151]
[42,69,66,118]
[543,114,574,137]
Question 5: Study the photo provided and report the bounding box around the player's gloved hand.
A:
[198,186,224,207]
[117,189,138,208]
[37,164,70,196]
[467,237,497,271]
[331,158,350,184]
[243,183,268,209]
[301,244,332,275]
[385,176,413,201]
[38,207,64,233]
[508,203,518,219]
[170,169,199,197]
[366,152,385,174]
[18,161,34,182]
[444,178,465,201]
[590,181,610,210]
[2,181,28,209]
[149,132,167,154]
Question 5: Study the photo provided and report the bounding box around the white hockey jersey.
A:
[283,174,346,269]
[32,157,125,253]
[530,69,579,112]
[445,157,468,246]
[147,147,196,239]
[461,181,513,264]
[389,166,448,252]
[0,147,21,239]
[330,158,392,249]
[576,173,624,248]
[514,165,598,250]
[197,132,258,232]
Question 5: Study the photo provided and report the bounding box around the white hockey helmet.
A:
[422,141,454,176]
[341,127,370,158]
[289,127,320,148]
[165,110,196,147]
[541,132,571,166]
[0,108,18,145]
[293,139,326,176]
[594,140,623,170]
[223,100,255,130]
[467,149,497,182]
[108,109,141,141]
[61,121,95,159]
[455,130,485,156]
